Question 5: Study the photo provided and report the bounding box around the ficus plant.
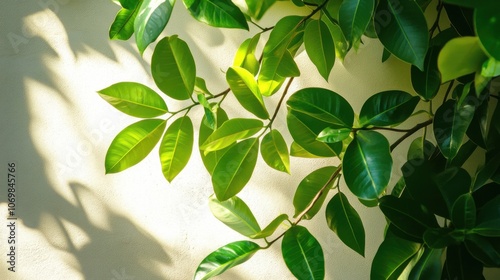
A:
[99,0,500,279]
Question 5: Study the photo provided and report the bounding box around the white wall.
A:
[1,0,498,279]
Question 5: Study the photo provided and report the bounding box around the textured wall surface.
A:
[1,0,498,279]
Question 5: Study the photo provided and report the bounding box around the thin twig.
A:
[390,119,433,152]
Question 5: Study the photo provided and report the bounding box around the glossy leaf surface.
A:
[226,67,269,119]
[183,0,248,29]
[338,0,374,48]
[260,129,290,174]
[304,19,335,80]
[250,214,288,239]
[159,116,193,182]
[199,107,230,174]
[209,195,261,237]
[134,0,175,53]
[200,118,263,153]
[110,6,140,40]
[359,90,420,127]
[411,46,441,100]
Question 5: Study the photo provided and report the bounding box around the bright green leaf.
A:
[304,19,335,80]
[208,195,261,237]
[119,0,140,10]
[195,77,213,96]
[199,107,230,174]
[317,127,351,143]
[475,4,500,60]
[109,7,140,40]
[290,141,325,158]
[194,240,260,280]
[260,129,290,174]
[338,0,374,47]
[282,226,325,280]
[321,15,349,61]
[98,82,168,118]
[438,36,488,82]
[293,166,338,220]
[105,119,166,173]
[134,0,175,54]
[481,57,500,77]
[226,67,269,119]
[200,118,263,153]
[343,130,393,200]
[326,192,365,256]
[159,116,193,182]
[212,138,259,201]
[183,0,248,29]
[245,0,276,20]
[233,34,260,76]
[152,35,196,100]
[375,0,429,70]
[359,90,420,127]
[250,214,288,239]
[197,93,216,130]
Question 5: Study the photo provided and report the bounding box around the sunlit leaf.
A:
[338,0,374,48]
[250,214,288,239]
[321,15,349,61]
[260,129,290,174]
[290,141,325,158]
[304,19,335,80]
[326,192,365,256]
[209,195,261,237]
[134,0,175,53]
[105,119,166,173]
[200,118,263,153]
[159,116,193,182]
[183,0,248,30]
[245,0,277,20]
[317,127,351,143]
[197,93,216,129]
[233,34,260,76]
[199,107,230,174]
[194,240,260,280]
[359,90,420,127]
[343,131,392,200]
[152,35,196,100]
[212,138,259,201]
[226,67,269,119]
[293,166,338,220]
[438,36,488,82]
[98,82,168,118]
[109,6,140,40]
[282,226,325,280]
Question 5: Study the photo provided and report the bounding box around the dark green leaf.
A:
[473,149,500,190]
[442,244,484,280]
[194,240,260,280]
[98,82,168,118]
[212,138,259,201]
[282,226,325,280]
[134,0,175,54]
[245,0,276,20]
[371,231,421,280]
[449,140,478,167]
[359,90,420,127]
[375,0,429,70]
[343,130,393,200]
[475,4,500,60]
[433,99,475,159]
[293,166,338,220]
[407,137,436,161]
[436,168,472,214]
[226,67,269,119]
[317,127,351,143]
[119,0,140,10]
[451,193,476,230]
[411,46,441,100]
[326,192,365,256]
[443,4,474,37]
[260,129,290,174]
[408,247,442,280]
[438,36,488,82]
[199,107,230,174]
[250,214,288,239]
[304,19,335,80]
[233,34,260,76]
[183,0,248,29]
[465,234,500,267]
[159,116,193,182]
[200,118,263,153]
[475,195,500,237]
[208,195,261,237]
[338,0,374,48]
[109,7,140,40]
[379,195,439,241]
[321,13,349,61]
[105,119,166,173]
[152,35,196,100]
[423,227,464,249]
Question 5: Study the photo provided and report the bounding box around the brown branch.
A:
[390,119,433,152]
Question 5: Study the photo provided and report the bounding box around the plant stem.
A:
[301,0,329,23]
[390,119,433,151]
[429,1,444,38]
[268,77,295,128]
[442,80,455,104]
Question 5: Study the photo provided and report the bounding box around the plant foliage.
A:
[101,0,500,278]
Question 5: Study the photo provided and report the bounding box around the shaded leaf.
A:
[465,234,500,267]
[408,247,442,280]
[436,167,472,214]
[260,129,290,173]
[411,46,441,100]
[338,0,374,47]
[451,193,476,230]
[442,244,484,280]
[159,116,193,182]
[304,19,335,80]
[134,0,175,53]
[359,90,420,127]
[183,0,248,29]
[443,4,474,37]
[423,227,464,249]
[208,195,261,237]
[475,195,500,237]
[475,4,500,60]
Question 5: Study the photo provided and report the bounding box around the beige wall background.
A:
[1,0,498,279]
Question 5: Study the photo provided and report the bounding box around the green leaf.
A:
[304,19,335,80]
[359,90,420,127]
[258,16,303,96]
[436,168,472,214]
[438,36,488,82]
[423,227,464,249]
[481,57,500,77]
[260,129,290,174]
[197,94,216,130]
[119,0,140,10]
[233,34,260,76]
[475,4,500,60]
[293,166,338,220]
[208,195,261,237]
[338,0,374,47]
[379,195,439,241]
[408,247,443,280]
[105,119,166,173]
[451,193,476,230]
[159,116,193,182]
[325,192,365,256]
[290,141,325,158]
[321,15,349,61]
[371,232,422,280]
[343,130,393,200]
[200,118,263,153]
[449,140,478,167]
[433,99,475,159]
[152,35,195,100]
[442,244,484,280]
[407,137,435,161]
[464,234,500,267]
[317,127,351,143]
[245,0,276,20]
[444,4,474,37]
[375,0,429,70]
[212,138,259,201]
[195,77,213,96]
[194,240,260,280]
[282,226,325,280]
[98,82,168,118]
[183,0,248,29]
[226,67,269,119]
[199,107,230,174]
[134,0,175,54]
[250,214,288,239]
[474,149,500,190]
[287,87,354,128]
[109,7,140,40]
[411,46,442,100]
[475,195,500,237]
